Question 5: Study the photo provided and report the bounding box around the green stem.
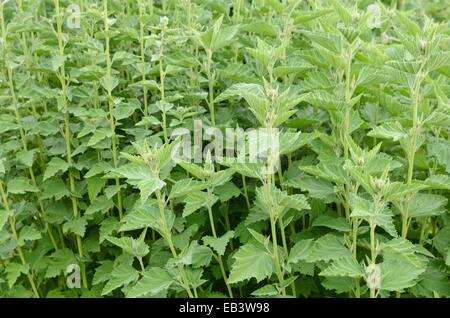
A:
[54,0,87,288]
[241,175,251,210]
[0,181,40,298]
[103,0,123,221]
[206,49,215,126]
[155,189,194,298]
[206,188,233,298]
[138,0,148,116]
[402,70,424,239]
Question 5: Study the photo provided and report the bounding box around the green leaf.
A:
[107,236,149,258]
[84,162,113,179]
[381,238,426,268]
[45,249,77,278]
[350,195,397,237]
[85,195,115,215]
[87,128,113,147]
[312,215,351,232]
[93,261,114,286]
[427,139,450,174]
[229,162,265,179]
[16,150,35,167]
[284,174,335,201]
[424,174,450,190]
[41,179,70,200]
[432,227,450,257]
[305,234,351,262]
[321,276,355,294]
[240,21,278,37]
[17,225,42,246]
[228,243,274,284]
[178,162,207,180]
[99,217,119,243]
[0,209,12,231]
[203,231,235,256]
[177,241,213,268]
[119,205,160,232]
[102,256,139,295]
[169,178,207,199]
[320,256,364,278]
[301,160,347,184]
[43,157,69,181]
[289,239,314,264]
[251,284,279,297]
[100,75,120,92]
[63,218,88,237]
[329,0,351,24]
[182,191,218,217]
[7,178,39,194]
[0,157,5,174]
[214,182,240,202]
[5,262,29,288]
[382,182,428,201]
[294,9,333,24]
[409,193,448,218]
[380,260,425,292]
[135,178,165,203]
[127,267,173,298]
[86,176,106,201]
[367,122,407,141]
[279,132,320,156]
[412,261,450,297]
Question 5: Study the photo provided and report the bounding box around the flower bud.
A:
[365,263,381,289]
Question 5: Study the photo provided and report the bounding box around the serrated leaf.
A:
[45,249,77,278]
[5,262,29,288]
[0,209,12,231]
[177,241,213,268]
[102,260,139,295]
[7,178,39,194]
[409,193,448,218]
[183,191,218,217]
[380,260,425,292]
[107,236,149,258]
[119,205,160,232]
[127,267,173,298]
[228,243,274,284]
[93,261,114,285]
[85,195,114,215]
[289,239,314,264]
[43,158,69,181]
[367,122,407,141]
[62,218,88,237]
[251,284,279,297]
[214,181,240,202]
[42,179,70,200]
[169,178,207,199]
[203,231,234,256]
[17,225,41,246]
[320,256,364,278]
[306,234,351,262]
[312,215,351,232]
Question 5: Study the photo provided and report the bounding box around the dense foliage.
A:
[0,0,449,298]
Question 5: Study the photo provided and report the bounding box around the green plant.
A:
[0,0,448,299]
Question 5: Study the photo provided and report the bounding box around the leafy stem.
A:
[53,0,87,288]
[103,0,123,221]
[0,180,40,298]
[206,186,233,298]
[155,189,194,298]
